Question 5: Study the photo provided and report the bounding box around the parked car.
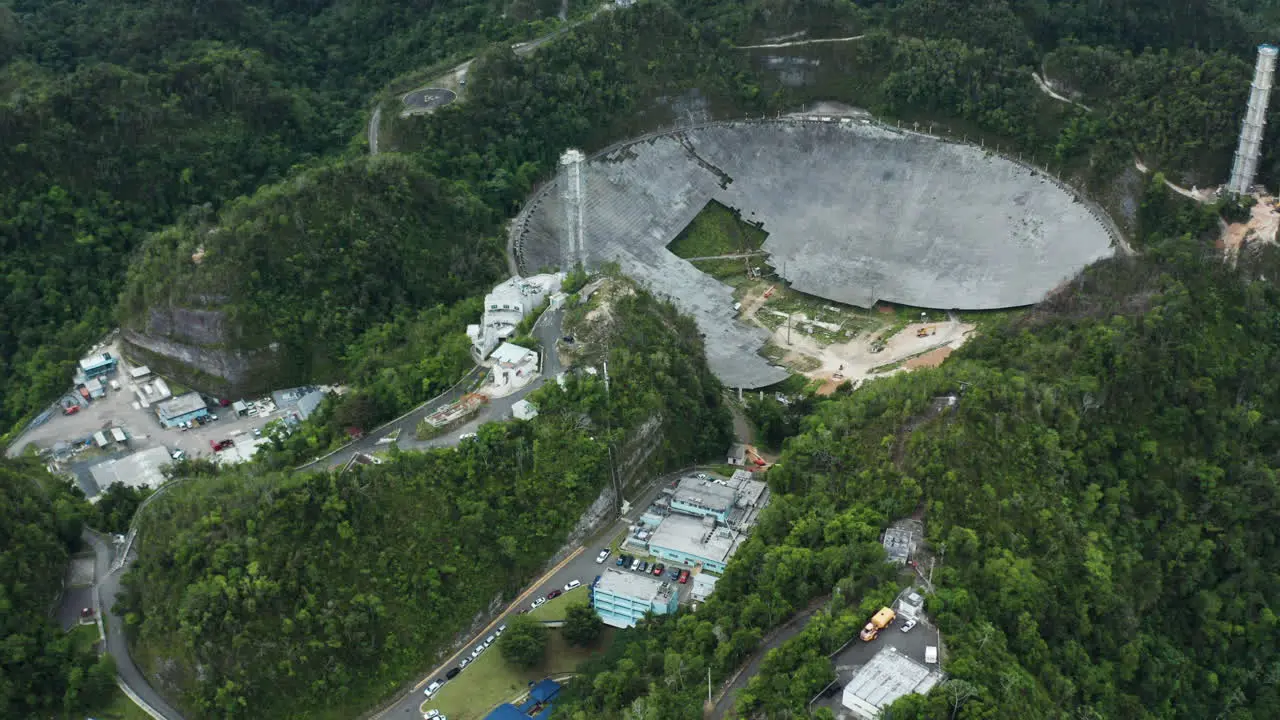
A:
[652,563,665,577]
[496,624,507,636]
[425,709,441,718]
[547,589,562,600]
[564,580,582,592]
[170,450,185,460]
[63,405,80,416]
[669,568,681,581]
[210,439,234,451]
[459,657,471,669]
[424,680,443,697]
[596,549,611,564]
[592,575,602,587]
[901,618,918,633]
[471,644,485,658]
[615,555,627,567]
[445,667,461,680]
[485,633,496,645]
[678,570,690,584]
[639,561,649,573]
[630,558,641,571]
[531,597,546,610]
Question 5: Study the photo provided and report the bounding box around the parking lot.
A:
[812,608,941,717]
[7,339,298,476]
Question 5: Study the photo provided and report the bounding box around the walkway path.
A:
[1134,158,1215,203]
[734,34,864,50]
[369,106,382,155]
[1030,71,1090,110]
[683,251,768,262]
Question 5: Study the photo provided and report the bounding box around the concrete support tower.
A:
[560,149,586,268]
[1228,44,1279,195]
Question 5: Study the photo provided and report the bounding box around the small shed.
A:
[512,399,539,420]
[110,428,127,443]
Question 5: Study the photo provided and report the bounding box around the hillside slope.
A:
[116,277,730,719]
[552,240,1280,719]
[117,154,504,394]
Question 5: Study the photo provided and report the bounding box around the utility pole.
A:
[787,313,792,345]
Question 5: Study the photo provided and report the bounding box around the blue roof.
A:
[529,679,561,703]
[484,704,528,720]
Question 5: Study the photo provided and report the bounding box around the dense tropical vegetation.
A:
[0,460,118,718]
[9,0,1280,718]
[116,278,730,719]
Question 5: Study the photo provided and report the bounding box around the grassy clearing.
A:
[668,201,768,259]
[422,629,611,720]
[68,624,100,654]
[93,690,155,720]
[526,594,590,622]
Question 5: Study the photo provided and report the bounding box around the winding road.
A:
[91,307,567,720]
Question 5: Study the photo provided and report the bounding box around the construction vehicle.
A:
[859,607,896,642]
[916,326,936,338]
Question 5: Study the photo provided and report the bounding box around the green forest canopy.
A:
[118,278,731,719]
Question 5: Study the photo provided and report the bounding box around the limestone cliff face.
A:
[122,306,290,397]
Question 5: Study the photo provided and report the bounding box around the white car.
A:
[471,644,485,658]
[424,680,442,697]
[496,624,507,636]
[530,597,546,610]
[459,432,477,441]
[901,618,918,633]
[630,558,641,571]
[485,634,496,646]
[595,549,610,564]
[563,580,582,592]
[170,450,185,460]
[424,710,441,719]
[459,657,471,669]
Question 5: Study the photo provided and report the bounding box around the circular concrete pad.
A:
[402,88,457,114]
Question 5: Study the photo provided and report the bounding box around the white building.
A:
[88,446,173,499]
[512,399,539,420]
[466,274,562,361]
[841,647,943,719]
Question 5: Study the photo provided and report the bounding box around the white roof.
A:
[84,378,103,391]
[690,572,719,600]
[841,647,943,718]
[647,513,742,566]
[129,365,152,379]
[156,392,206,420]
[88,446,172,497]
[110,428,127,442]
[491,342,536,367]
[595,568,669,602]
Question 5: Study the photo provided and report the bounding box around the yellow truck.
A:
[859,607,896,642]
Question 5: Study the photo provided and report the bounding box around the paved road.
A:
[377,465,689,720]
[711,599,826,718]
[318,304,565,469]
[84,530,188,720]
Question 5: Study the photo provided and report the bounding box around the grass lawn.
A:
[668,201,767,259]
[68,624,101,654]
[422,628,613,720]
[92,690,155,720]
[526,593,590,622]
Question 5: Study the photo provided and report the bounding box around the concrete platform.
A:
[512,119,1117,388]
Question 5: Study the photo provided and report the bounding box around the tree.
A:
[499,615,548,669]
[562,603,604,647]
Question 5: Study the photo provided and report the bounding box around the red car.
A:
[547,590,562,600]
[210,439,235,451]
[63,405,80,415]
[678,570,690,584]
[652,563,665,577]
